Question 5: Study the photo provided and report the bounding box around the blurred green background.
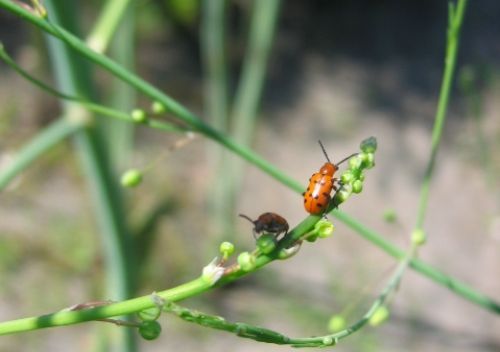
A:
[0,0,499,351]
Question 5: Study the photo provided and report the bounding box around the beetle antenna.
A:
[336,153,359,166]
[238,214,255,224]
[318,140,332,164]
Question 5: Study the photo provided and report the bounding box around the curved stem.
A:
[414,0,468,231]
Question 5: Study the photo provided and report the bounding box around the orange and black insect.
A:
[239,212,289,239]
[303,141,357,215]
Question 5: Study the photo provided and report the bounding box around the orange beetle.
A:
[303,141,356,214]
[239,212,289,239]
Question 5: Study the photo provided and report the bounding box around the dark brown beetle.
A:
[239,212,289,239]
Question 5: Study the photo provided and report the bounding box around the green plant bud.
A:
[322,336,335,346]
[383,209,397,223]
[219,241,235,258]
[327,315,346,332]
[334,185,352,204]
[348,156,362,170]
[131,109,147,123]
[315,219,335,238]
[360,136,377,153]
[411,228,427,246]
[256,234,277,254]
[237,252,256,272]
[352,180,363,194]
[360,152,375,169]
[151,101,167,114]
[139,320,162,340]
[32,0,48,18]
[120,169,143,188]
[358,171,365,182]
[369,306,390,327]
[138,306,162,322]
[340,171,354,184]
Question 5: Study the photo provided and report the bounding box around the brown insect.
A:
[239,212,289,239]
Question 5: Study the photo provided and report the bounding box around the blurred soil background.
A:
[0,0,500,351]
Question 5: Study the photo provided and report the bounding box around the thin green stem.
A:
[105,0,136,171]
[44,1,136,350]
[415,0,468,231]
[231,0,280,143]
[0,277,211,335]
[0,117,82,191]
[0,201,498,336]
[0,41,77,100]
[1,44,186,133]
[201,0,228,131]
[86,0,132,53]
[228,0,281,235]
[201,0,233,241]
[0,0,300,190]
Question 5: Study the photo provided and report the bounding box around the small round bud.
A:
[340,171,354,184]
[360,136,377,153]
[360,152,375,169]
[348,156,362,170]
[411,228,427,246]
[151,101,167,114]
[328,315,346,332]
[138,306,162,322]
[369,306,390,327]
[383,209,397,223]
[131,109,147,123]
[358,171,365,182]
[334,185,352,204]
[256,234,277,254]
[315,219,335,239]
[322,336,335,346]
[352,180,363,194]
[237,252,256,272]
[139,320,162,340]
[121,169,143,188]
[219,241,235,258]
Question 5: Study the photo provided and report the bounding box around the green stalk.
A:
[201,0,228,132]
[43,1,136,351]
[166,258,410,347]
[0,277,212,335]
[86,0,132,53]
[0,43,185,133]
[231,0,280,144]
[0,117,82,191]
[105,1,136,171]
[414,0,468,231]
[0,211,497,336]
[200,0,232,239]
[228,0,281,225]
